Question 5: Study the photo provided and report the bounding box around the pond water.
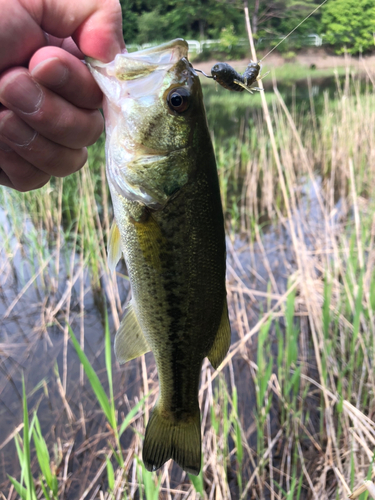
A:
[201,73,342,141]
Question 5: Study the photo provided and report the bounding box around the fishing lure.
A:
[195,60,268,94]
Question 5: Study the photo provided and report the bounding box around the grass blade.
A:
[22,375,37,500]
[8,476,27,499]
[189,467,204,496]
[119,392,150,438]
[106,456,115,491]
[68,324,116,429]
[33,415,52,487]
[104,307,115,423]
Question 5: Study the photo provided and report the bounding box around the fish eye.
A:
[167,88,190,113]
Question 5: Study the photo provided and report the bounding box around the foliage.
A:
[118,0,375,55]
[194,23,248,61]
[253,0,322,53]
[218,25,247,59]
[320,0,375,54]
[136,8,170,45]
[120,0,245,44]
[8,378,58,500]
[179,0,244,40]
[257,0,321,33]
[121,0,141,44]
[283,50,296,60]
[68,313,150,467]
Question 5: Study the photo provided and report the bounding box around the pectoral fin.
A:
[208,300,231,369]
[107,220,122,274]
[114,302,151,364]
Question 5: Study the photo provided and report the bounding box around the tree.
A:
[320,0,375,54]
[119,0,326,46]
[136,8,169,44]
[253,0,321,36]
[120,0,245,44]
[121,0,140,43]
[162,0,245,41]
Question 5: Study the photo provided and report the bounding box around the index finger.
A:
[29,47,103,110]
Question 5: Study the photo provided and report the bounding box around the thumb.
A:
[73,0,125,61]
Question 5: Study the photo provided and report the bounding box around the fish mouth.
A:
[87,39,188,75]
[86,39,189,100]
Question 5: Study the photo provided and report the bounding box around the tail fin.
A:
[142,404,201,475]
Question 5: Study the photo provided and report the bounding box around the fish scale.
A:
[118,168,226,405]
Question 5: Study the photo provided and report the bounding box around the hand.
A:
[0,0,125,191]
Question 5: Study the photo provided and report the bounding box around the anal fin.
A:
[208,300,231,369]
[114,302,150,364]
[108,220,122,274]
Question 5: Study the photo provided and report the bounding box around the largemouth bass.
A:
[87,39,230,475]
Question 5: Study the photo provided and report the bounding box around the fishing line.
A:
[259,0,329,62]
[193,0,330,92]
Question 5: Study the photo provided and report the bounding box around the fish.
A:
[86,39,231,475]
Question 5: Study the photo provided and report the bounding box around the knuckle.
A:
[1,111,40,149]
[87,112,104,146]
[32,178,51,190]
[71,148,88,173]
[12,169,49,192]
[48,109,102,148]
[43,147,87,177]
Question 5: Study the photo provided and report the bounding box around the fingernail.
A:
[0,140,12,151]
[0,73,43,114]
[31,57,69,89]
[0,114,37,147]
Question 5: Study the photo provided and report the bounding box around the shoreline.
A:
[192,47,375,74]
